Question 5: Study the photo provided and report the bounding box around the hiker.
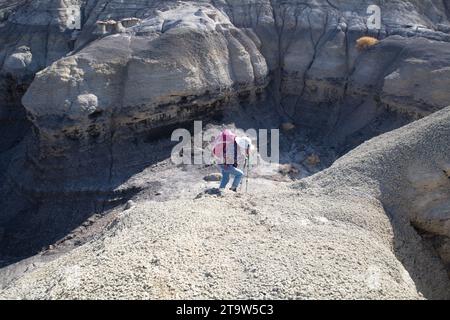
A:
[212,130,252,192]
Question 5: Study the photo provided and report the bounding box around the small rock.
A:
[443,169,450,179]
[65,234,75,241]
[124,200,135,210]
[203,173,222,182]
[278,164,300,176]
[314,216,329,224]
[306,154,321,166]
[195,188,223,199]
[4,46,32,73]
[281,122,296,132]
[82,221,91,227]
[87,216,97,224]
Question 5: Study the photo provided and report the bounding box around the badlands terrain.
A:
[0,0,450,299]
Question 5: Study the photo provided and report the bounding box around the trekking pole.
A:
[245,156,250,193]
[240,158,247,192]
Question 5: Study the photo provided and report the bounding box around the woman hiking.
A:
[212,130,252,192]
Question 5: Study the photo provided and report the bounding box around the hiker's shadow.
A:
[195,188,223,199]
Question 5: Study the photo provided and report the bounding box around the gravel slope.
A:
[0,189,421,300]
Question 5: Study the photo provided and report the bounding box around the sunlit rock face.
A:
[0,1,444,158]
[22,2,269,159]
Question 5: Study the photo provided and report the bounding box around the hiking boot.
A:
[230,187,237,192]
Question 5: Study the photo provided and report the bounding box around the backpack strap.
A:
[222,132,227,165]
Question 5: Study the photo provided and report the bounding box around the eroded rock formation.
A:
[2,106,450,299]
[23,2,269,160]
[0,0,450,299]
[1,1,449,165]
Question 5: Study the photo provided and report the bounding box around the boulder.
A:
[3,46,33,74]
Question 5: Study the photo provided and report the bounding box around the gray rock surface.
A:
[2,107,450,300]
[0,0,450,300]
[22,2,269,159]
[3,0,449,162]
